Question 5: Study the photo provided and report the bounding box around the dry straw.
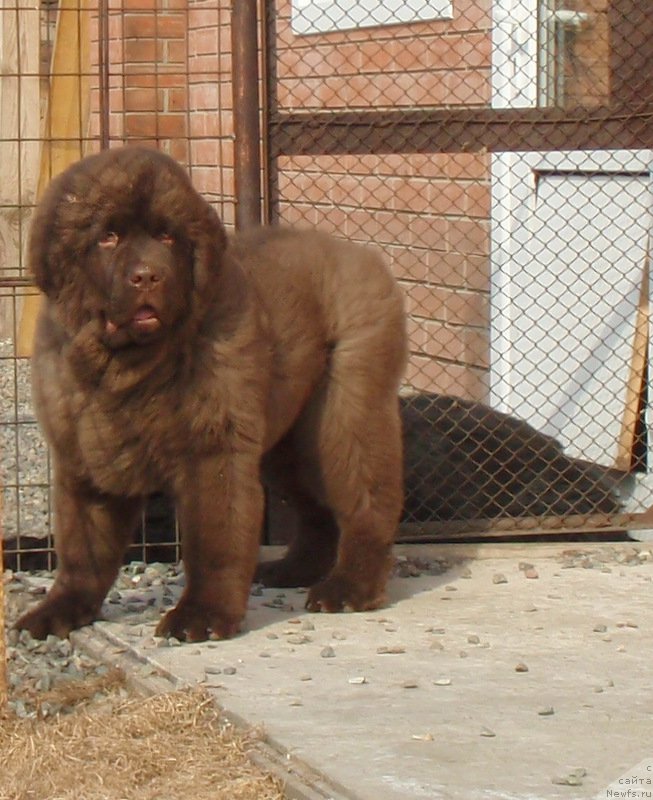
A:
[0,685,285,800]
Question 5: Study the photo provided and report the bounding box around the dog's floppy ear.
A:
[28,163,96,298]
[191,197,228,295]
[28,173,68,296]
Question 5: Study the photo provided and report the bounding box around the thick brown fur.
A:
[16,146,407,642]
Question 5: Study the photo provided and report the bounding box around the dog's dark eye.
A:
[158,232,174,246]
[99,231,119,249]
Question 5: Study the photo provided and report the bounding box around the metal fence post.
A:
[231,0,262,229]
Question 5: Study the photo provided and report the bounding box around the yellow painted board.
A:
[17,0,90,356]
[615,245,650,471]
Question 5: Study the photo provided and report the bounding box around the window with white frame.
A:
[491,0,539,108]
[291,0,453,36]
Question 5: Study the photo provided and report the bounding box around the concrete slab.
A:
[81,544,653,800]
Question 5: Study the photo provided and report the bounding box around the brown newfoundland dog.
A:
[17,146,407,642]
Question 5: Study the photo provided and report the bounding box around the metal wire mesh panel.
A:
[277,0,489,110]
[0,0,234,567]
[2,0,653,567]
[0,285,53,569]
[266,0,653,538]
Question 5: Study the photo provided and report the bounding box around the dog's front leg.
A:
[156,452,263,642]
[16,474,143,638]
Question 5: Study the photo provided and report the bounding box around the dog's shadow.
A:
[240,559,469,634]
[386,560,470,604]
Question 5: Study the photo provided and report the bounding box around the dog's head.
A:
[29,146,227,349]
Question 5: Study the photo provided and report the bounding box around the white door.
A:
[489,6,653,510]
[490,150,653,476]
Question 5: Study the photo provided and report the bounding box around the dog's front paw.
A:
[155,599,242,643]
[16,593,100,639]
[305,574,386,613]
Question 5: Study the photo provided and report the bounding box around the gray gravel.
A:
[4,547,651,722]
[3,572,126,718]
[557,545,650,569]
[3,554,457,719]
[3,560,190,718]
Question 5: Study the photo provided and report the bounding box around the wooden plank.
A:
[393,541,650,560]
[615,244,650,470]
[36,0,91,186]
[268,106,653,159]
[395,508,653,541]
[17,0,91,357]
[0,0,40,339]
[262,540,651,563]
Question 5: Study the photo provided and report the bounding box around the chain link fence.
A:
[1,0,235,567]
[266,0,653,541]
[2,0,653,567]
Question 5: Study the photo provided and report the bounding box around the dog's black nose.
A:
[128,264,162,289]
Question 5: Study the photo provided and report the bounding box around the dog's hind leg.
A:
[305,388,403,612]
[256,494,339,588]
[256,439,339,588]
[297,325,406,612]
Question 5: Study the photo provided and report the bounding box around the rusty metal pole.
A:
[97,0,110,150]
[231,0,262,230]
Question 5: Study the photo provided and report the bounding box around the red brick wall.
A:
[277,151,491,399]
[275,0,491,109]
[187,1,235,226]
[96,1,191,161]
[274,0,493,400]
[70,0,618,402]
[89,0,236,227]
